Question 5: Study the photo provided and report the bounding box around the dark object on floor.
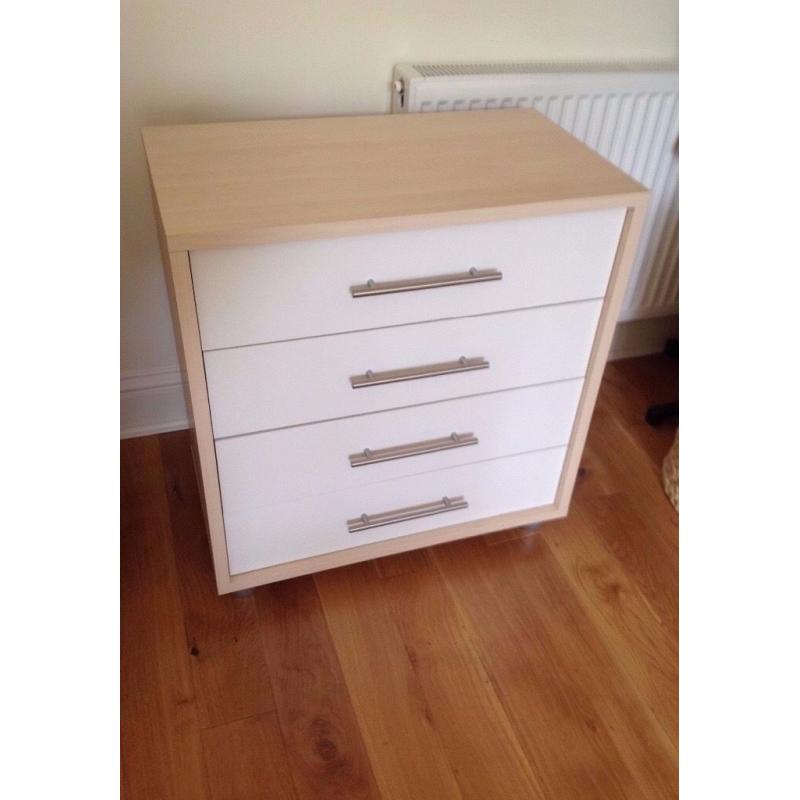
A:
[646,401,679,426]
[645,337,678,426]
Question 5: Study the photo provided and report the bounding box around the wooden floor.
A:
[121,355,678,800]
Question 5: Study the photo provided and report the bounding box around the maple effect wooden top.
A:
[143,109,647,252]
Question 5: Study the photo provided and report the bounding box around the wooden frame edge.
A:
[147,156,234,593]
[553,197,650,511]
[163,250,233,593]
[165,192,648,252]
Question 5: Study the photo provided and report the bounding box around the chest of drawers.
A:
[143,110,647,594]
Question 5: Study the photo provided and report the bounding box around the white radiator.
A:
[391,63,678,322]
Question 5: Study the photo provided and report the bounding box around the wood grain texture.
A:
[315,561,464,800]
[121,437,209,800]
[201,713,297,800]
[432,534,677,799]
[542,503,678,747]
[377,557,548,799]
[142,110,646,251]
[255,576,382,800]
[575,479,679,643]
[578,406,679,556]
[160,430,277,728]
[120,355,678,799]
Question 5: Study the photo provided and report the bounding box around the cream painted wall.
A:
[120,0,677,431]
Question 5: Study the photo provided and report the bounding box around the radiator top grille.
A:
[411,62,675,77]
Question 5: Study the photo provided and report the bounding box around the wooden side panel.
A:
[163,250,231,592]
[554,199,649,512]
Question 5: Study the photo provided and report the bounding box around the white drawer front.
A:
[216,379,582,509]
[191,209,625,350]
[205,301,601,438]
[224,447,566,575]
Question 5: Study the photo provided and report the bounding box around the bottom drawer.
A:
[224,447,566,575]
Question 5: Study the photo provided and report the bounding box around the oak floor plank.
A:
[255,576,382,800]
[159,430,277,729]
[121,436,209,800]
[577,380,679,636]
[315,562,464,800]
[542,504,678,746]
[573,407,658,499]
[578,491,679,642]
[575,406,678,549]
[432,534,677,799]
[378,557,548,799]
[201,712,297,800]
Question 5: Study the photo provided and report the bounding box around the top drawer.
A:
[191,208,625,350]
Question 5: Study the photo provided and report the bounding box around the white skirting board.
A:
[120,367,188,439]
[609,315,678,360]
[119,316,677,439]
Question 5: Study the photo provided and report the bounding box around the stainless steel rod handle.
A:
[351,268,502,297]
[349,432,478,467]
[351,356,488,389]
[348,495,468,533]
